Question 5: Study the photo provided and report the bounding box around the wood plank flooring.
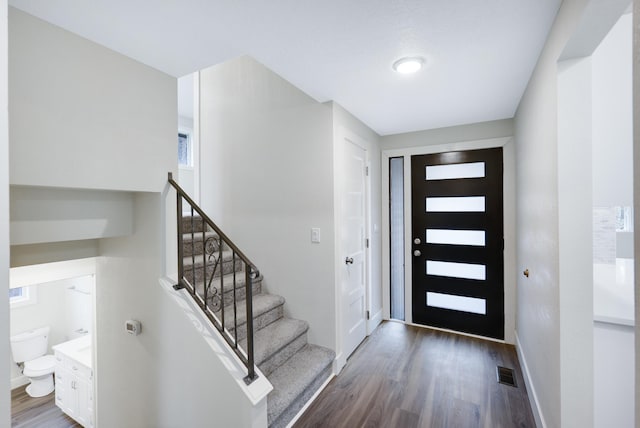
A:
[11,385,80,428]
[294,321,536,428]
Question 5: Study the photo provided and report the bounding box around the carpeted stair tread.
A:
[203,271,262,292]
[267,344,335,426]
[251,318,308,367]
[225,293,285,327]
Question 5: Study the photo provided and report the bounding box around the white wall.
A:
[592,13,633,208]
[589,14,634,427]
[8,8,175,193]
[199,56,337,350]
[634,1,640,424]
[379,121,517,345]
[98,193,258,427]
[9,275,94,387]
[557,56,594,428]
[10,187,134,245]
[380,118,513,150]
[0,0,10,424]
[512,0,626,426]
[10,240,99,268]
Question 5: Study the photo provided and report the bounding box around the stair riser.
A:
[182,237,223,257]
[183,258,242,283]
[259,332,308,377]
[269,364,333,428]
[203,280,262,309]
[231,305,284,342]
[181,216,205,234]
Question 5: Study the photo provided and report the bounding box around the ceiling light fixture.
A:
[392,56,425,74]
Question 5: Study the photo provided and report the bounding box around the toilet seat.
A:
[23,355,56,377]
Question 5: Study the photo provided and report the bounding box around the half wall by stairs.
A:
[182,215,335,427]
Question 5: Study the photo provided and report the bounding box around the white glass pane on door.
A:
[426,260,486,280]
[426,162,485,180]
[427,292,486,315]
[426,229,486,246]
[426,196,485,212]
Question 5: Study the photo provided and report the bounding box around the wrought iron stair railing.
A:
[168,172,259,383]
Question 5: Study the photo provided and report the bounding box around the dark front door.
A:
[411,148,504,339]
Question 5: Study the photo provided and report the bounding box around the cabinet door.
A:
[74,377,89,427]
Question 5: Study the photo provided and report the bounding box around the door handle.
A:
[345,257,354,265]
[413,250,422,257]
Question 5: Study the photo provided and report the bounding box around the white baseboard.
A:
[333,352,345,375]
[11,375,29,390]
[367,309,383,334]
[515,332,546,428]
[285,373,334,428]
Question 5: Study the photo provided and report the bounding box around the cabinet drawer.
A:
[68,362,91,379]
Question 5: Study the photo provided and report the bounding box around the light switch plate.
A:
[311,228,321,243]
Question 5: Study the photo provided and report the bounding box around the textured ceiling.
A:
[9,0,562,135]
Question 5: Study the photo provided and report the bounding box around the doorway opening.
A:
[9,258,97,427]
[410,148,504,340]
[177,72,200,205]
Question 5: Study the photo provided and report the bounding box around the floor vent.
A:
[496,366,517,387]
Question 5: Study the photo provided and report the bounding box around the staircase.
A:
[181,214,335,428]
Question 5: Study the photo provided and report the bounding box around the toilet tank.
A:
[10,326,50,363]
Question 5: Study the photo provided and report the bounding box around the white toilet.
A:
[10,326,56,397]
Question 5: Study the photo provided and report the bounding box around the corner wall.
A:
[199,56,336,350]
[97,194,258,427]
[514,1,589,427]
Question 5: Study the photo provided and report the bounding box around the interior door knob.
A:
[345,257,354,265]
[413,250,422,257]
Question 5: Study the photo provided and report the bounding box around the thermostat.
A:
[125,320,141,336]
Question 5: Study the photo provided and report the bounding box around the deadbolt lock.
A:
[414,238,421,245]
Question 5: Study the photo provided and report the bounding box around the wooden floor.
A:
[295,321,536,428]
[11,385,80,428]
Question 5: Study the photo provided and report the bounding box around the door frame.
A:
[334,127,372,371]
[381,136,516,343]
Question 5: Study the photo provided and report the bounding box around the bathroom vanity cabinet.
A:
[52,336,93,427]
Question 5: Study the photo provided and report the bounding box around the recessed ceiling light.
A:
[392,56,425,74]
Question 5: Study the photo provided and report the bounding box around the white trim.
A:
[334,126,372,371]
[367,308,383,334]
[381,136,512,334]
[284,373,335,428]
[159,277,273,406]
[516,332,546,428]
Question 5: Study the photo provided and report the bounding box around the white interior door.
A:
[341,137,368,359]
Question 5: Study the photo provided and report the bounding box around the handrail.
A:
[168,172,258,383]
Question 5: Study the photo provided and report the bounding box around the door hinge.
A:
[366,238,369,248]
[366,310,370,320]
[365,166,369,176]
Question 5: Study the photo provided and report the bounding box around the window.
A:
[615,206,633,232]
[9,286,37,308]
[178,132,192,167]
